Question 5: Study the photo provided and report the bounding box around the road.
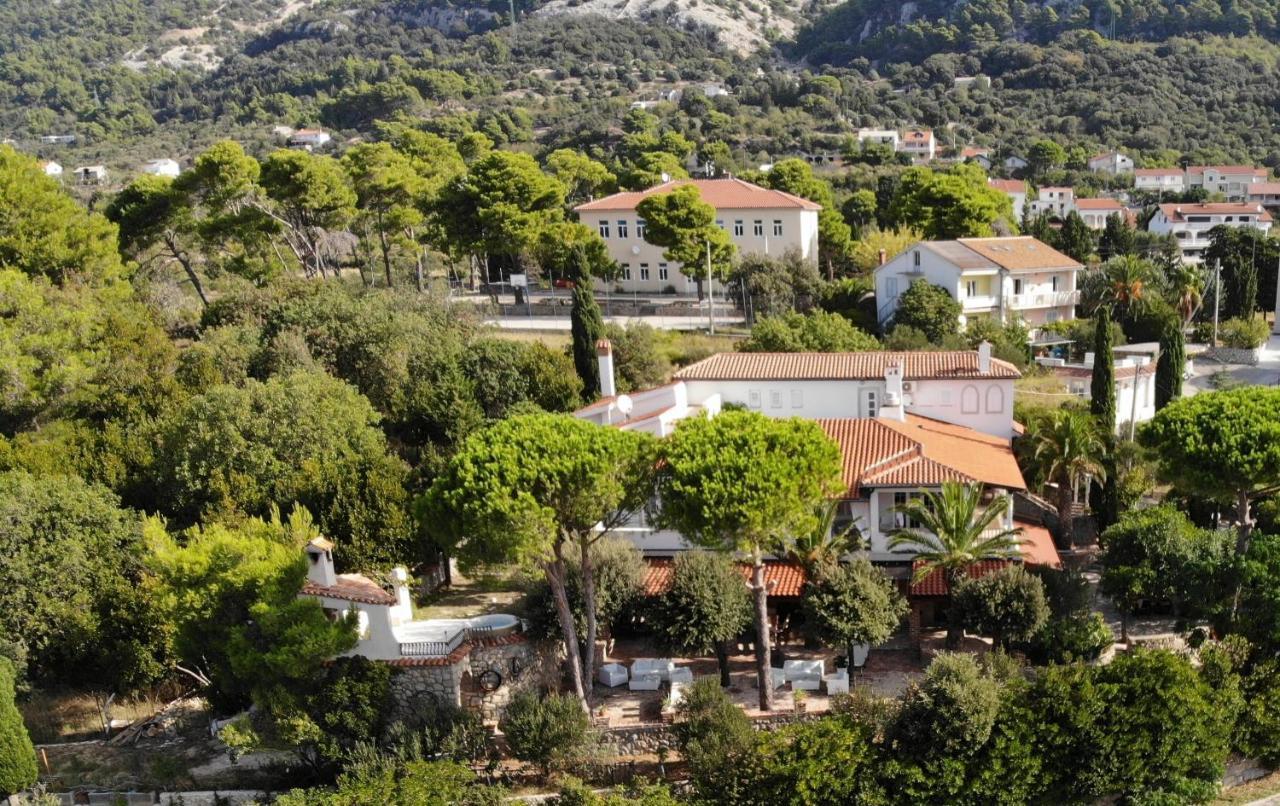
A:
[1184,333,1280,395]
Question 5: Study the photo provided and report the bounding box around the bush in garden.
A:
[499,690,592,776]
[954,565,1050,648]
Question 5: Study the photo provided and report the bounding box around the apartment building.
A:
[1147,203,1273,263]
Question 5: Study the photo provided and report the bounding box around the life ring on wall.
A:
[478,669,503,693]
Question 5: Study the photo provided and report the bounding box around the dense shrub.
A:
[1218,316,1270,349]
[499,691,593,775]
[954,565,1050,648]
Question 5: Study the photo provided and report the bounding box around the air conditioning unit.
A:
[901,382,915,393]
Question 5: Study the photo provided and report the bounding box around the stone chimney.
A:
[597,339,616,398]
[977,341,992,374]
[304,537,337,587]
[879,362,906,422]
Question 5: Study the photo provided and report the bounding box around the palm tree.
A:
[1165,262,1205,326]
[1082,255,1156,318]
[1032,409,1108,547]
[788,501,864,571]
[888,482,1023,648]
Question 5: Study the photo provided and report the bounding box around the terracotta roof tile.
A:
[911,559,1012,597]
[673,351,1020,381]
[642,558,807,597]
[955,237,1084,272]
[1074,198,1124,211]
[1157,203,1272,223]
[1017,521,1062,568]
[1247,182,1280,196]
[301,574,396,606]
[988,179,1026,193]
[1134,168,1183,177]
[1187,165,1267,176]
[575,177,821,212]
[818,415,1025,496]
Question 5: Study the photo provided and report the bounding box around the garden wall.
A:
[386,635,545,723]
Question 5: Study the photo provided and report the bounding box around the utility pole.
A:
[706,239,715,335]
[1213,258,1221,348]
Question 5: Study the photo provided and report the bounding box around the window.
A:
[985,385,1005,413]
[639,263,650,281]
[791,390,803,408]
[716,219,725,230]
[913,251,921,267]
[1012,278,1023,295]
[861,389,879,418]
[886,277,899,299]
[753,220,764,236]
[966,280,979,297]
[617,220,629,238]
[748,390,762,408]
[961,385,980,414]
[733,220,744,236]
[1051,275,1059,292]
[598,221,610,238]
[621,263,631,281]
[658,263,669,281]
[773,220,783,237]
[889,492,922,530]
[636,219,646,239]
[770,390,783,409]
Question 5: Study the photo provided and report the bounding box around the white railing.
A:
[399,629,466,657]
[962,295,998,311]
[1008,290,1079,309]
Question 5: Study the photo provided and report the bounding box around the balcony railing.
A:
[962,295,999,311]
[399,629,466,657]
[1007,290,1079,309]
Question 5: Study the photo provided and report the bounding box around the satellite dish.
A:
[616,395,634,417]
[631,244,641,255]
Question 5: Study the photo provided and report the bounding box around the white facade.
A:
[75,165,107,185]
[900,130,935,163]
[1004,155,1029,172]
[1088,152,1134,175]
[288,128,332,149]
[1029,187,1074,218]
[875,237,1082,331]
[143,158,180,178]
[1187,166,1266,200]
[1041,351,1158,434]
[856,129,900,150]
[1134,169,1185,193]
[988,179,1026,221]
[1074,200,1126,230]
[40,161,62,178]
[1147,203,1273,263]
[574,178,820,294]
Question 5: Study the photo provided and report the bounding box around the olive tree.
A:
[801,559,906,665]
[649,551,752,686]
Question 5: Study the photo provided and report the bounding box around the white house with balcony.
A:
[1246,182,1280,215]
[874,236,1083,330]
[900,129,936,163]
[1134,168,1185,194]
[1038,345,1160,435]
[1029,186,1074,218]
[1088,151,1134,175]
[1073,198,1127,229]
[1147,203,1273,263]
[287,128,332,150]
[988,179,1027,221]
[574,177,820,295]
[856,129,900,150]
[1186,165,1267,200]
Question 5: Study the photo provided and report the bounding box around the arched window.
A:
[961,385,980,414]
[985,385,1005,413]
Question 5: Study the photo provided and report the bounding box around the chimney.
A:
[597,339,616,398]
[977,341,992,374]
[304,537,337,587]
[879,362,906,422]
[878,249,887,266]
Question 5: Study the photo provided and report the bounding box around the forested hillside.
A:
[10,0,1280,171]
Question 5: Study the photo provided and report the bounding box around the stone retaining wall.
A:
[387,636,545,723]
[598,711,823,757]
[1203,346,1264,366]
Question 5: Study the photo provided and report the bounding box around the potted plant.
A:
[793,687,808,714]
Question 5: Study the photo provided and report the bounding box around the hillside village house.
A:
[1003,155,1029,172]
[1134,168,1185,194]
[1037,344,1159,435]
[1147,203,1273,263]
[75,165,107,185]
[855,128,900,150]
[874,236,1083,330]
[1087,151,1134,175]
[1029,186,1074,218]
[574,345,1061,641]
[287,128,332,150]
[574,177,820,295]
[987,179,1026,220]
[39,160,62,179]
[1187,165,1267,200]
[1246,182,1280,215]
[143,158,181,178]
[961,147,993,170]
[900,129,936,163]
[1073,198,1128,229]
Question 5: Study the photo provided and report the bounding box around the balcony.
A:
[962,295,998,311]
[1007,290,1080,309]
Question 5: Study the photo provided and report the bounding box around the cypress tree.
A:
[1155,319,1184,410]
[0,658,37,798]
[568,247,605,401]
[1089,306,1120,529]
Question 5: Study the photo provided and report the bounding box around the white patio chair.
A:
[824,670,849,696]
[668,666,693,685]
[628,672,661,691]
[598,662,628,688]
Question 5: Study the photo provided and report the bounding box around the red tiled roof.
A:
[1247,182,1280,196]
[642,558,807,597]
[988,179,1025,193]
[1187,165,1267,176]
[1018,521,1062,568]
[954,237,1083,272]
[673,351,1021,381]
[301,574,396,606]
[1134,168,1183,177]
[910,559,1012,597]
[574,177,821,212]
[1074,198,1124,211]
[1157,203,1272,223]
[818,415,1025,496]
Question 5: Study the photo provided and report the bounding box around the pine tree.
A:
[0,658,37,798]
[568,247,605,401]
[1155,319,1184,410]
[1090,306,1120,529]
[1056,211,1096,263]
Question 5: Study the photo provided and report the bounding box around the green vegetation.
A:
[648,551,752,687]
[0,659,37,799]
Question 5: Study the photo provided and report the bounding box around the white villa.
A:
[574,345,1061,638]
[574,177,820,295]
[1038,345,1160,435]
[1087,151,1134,175]
[900,129,936,163]
[1073,198,1127,229]
[874,236,1083,330]
[288,128,332,150]
[143,158,181,178]
[1134,168,1185,194]
[988,179,1027,221]
[1147,203,1273,263]
[1187,165,1267,200]
[855,129,900,150]
[1029,186,1074,218]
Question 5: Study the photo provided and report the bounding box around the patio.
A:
[588,636,923,726]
